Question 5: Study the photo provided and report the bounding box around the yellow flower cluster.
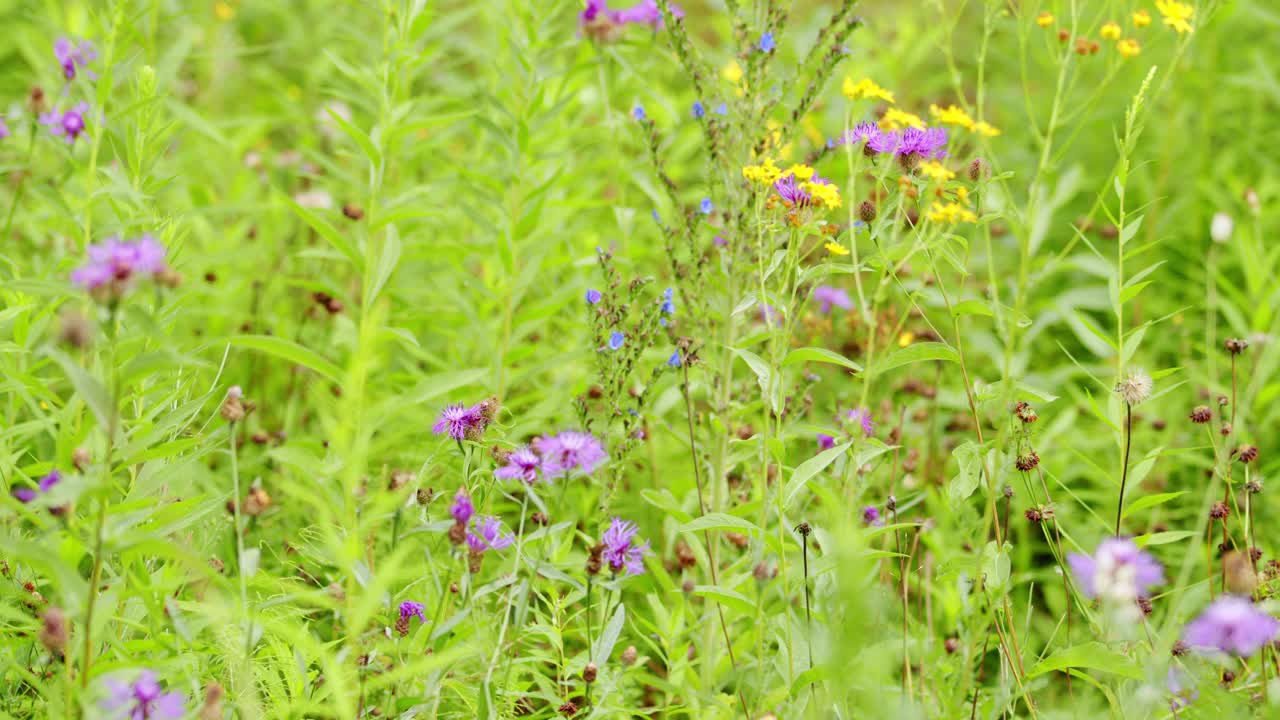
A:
[1101,21,1122,40]
[1155,0,1194,34]
[918,161,955,182]
[842,77,895,104]
[1132,9,1151,27]
[722,61,743,84]
[787,164,815,181]
[880,108,925,130]
[804,181,842,209]
[927,201,978,225]
[973,121,1001,137]
[1118,38,1142,58]
[928,104,1001,136]
[743,158,783,185]
[1036,11,1054,27]
[825,241,850,256]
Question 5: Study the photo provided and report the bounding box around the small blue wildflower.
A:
[692,101,706,119]
[651,209,661,223]
[699,198,713,215]
[586,288,603,304]
[715,103,728,115]
[631,104,646,121]
[661,287,675,314]
[668,351,681,367]
[608,331,625,350]
[758,32,775,53]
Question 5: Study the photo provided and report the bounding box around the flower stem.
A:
[1115,402,1133,537]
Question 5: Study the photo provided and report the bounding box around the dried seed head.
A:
[1245,479,1263,495]
[199,683,225,720]
[1024,507,1043,523]
[1171,640,1189,657]
[1189,406,1212,424]
[1225,337,1249,355]
[388,470,412,491]
[1220,422,1234,436]
[620,645,637,666]
[1236,445,1258,464]
[58,308,94,349]
[582,663,598,683]
[795,522,812,537]
[39,607,67,653]
[886,494,897,512]
[531,511,548,526]
[342,203,364,221]
[220,387,249,423]
[557,701,579,717]
[586,543,604,576]
[753,562,777,581]
[416,487,435,505]
[858,200,877,223]
[1114,369,1153,406]
[1014,401,1038,424]
[447,521,467,546]
[243,486,272,516]
[72,447,92,471]
[1209,501,1230,520]
[1002,485,1014,499]
[1136,596,1153,616]
[1015,451,1040,472]
[968,157,987,181]
[944,637,959,654]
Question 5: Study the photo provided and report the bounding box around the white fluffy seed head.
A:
[1116,369,1153,406]
[1210,212,1234,244]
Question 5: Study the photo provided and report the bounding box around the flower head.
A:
[861,505,882,526]
[817,433,836,450]
[661,287,675,315]
[699,198,713,214]
[667,350,682,367]
[1067,538,1164,603]
[1132,9,1152,27]
[742,158,783,185]
[102,671,186,720]
[758,32,776,53]
[929,104,975,130]
[1115,369,1153,406]
[54,38,97,81]
[1155,0,1194,34]
[842,77,894,104]
[494,447,542,484]
[449,488,474,525]
[580,0,682,39]
[601,517,649,575]
[432,402,489,441]
[398,601,426,623]
[759,304,784,327]
[585,288,603,304]
[691,101,706,119]
[899,127,949,159]
[608,331,625,350]
[880,108,925,131]
[926,201,977,225]
[40,102,90,144]
[1183,595,1279,657]
[812,285,852,313]
[824,241,850,256]
[843,408,875,438]
[71,234,168,296]
[467,516,515,553]
[537,431,608,477]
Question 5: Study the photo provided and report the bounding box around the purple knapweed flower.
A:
[585,288,603,304]
[431,402,488,441]
[102,671,185,720]
[861,505,882,526]
[71,234,167,295]
[817,433,836,450]
[614,0,680,27]
[832,122,880,148]
[758,32,776,53]
[1066,537,1164,603]
[536,430,608,477]
[699,198,713,214]
[40,102,90,144]
[843,408,875,438]
[812,285,853,313]
[692,101,706,119]
[10,470,61,506]
[899,127,949,159]
[1182,595,1280,657]
[601,517,649,575]
[467,515,515,553]
[54,38,97,81]
[773,174,813,208]
[867,128,901,155]
[608,331,625,350]
[398,601,426,623]
[449,488,474,525]
[713,234,728,247]
[494,447,542,484]
[667,350,681,367]
[12,487,37,503]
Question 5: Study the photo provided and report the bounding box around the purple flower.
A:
[692,101,706,119]
[0,117,9,139]
[900,127,949,159]
[38,470,61,492]
[102,671,185,720]
[601,517,649,575]
[1066,537,1164,602]
[1167,668,1197,712]
[1183,595,1280,657]
[699,198,713,214]
[450,488,474,525]
[817,433,836,450]
[667,350,681,367]
[868,129,902,155]
[861,506,882,526]
[431,402,488,441]
[12,487,37,503]
[40,102,90,144]
[773,174,813,208]
[812,285,853,313]
[842,408,875,438]
[398,601,426,623]
[494,447,541,484]
[608,331,625,350]
[71,234,167,293]
[613,0,679,26]
[54,38,97,81]
[713,235,728,247]
[10,470,62,507]
[585,288,603,304]
[537,431,608,477]
[758,32,776,53]
[831,122,880,148]
[466,516,515,553]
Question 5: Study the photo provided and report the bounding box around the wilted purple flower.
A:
[71,234,167,294]
[1067,538,1164,603]
[467,516,515,553]
[431,403,487,441]
[667,350,681,367]
[817,433,835,450]
[692,101,706,119]
[450,488,474,525]
[699,198,713,214]
[601,517,649,575]
[494,447,541,484]
[54,38,97,81]
[537,431,608,476]
[40,102,90,144]
[861,506,882,526]
[102,671,185,720]
[812,286,853,313]
[585,288,603,304]
[608,331,625,350]
[843,408,875,438]
[1183,595,1279,657]
[758,32,776,53]
[398,601,426,623]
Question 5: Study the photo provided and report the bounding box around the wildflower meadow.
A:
[2,0,1278,718]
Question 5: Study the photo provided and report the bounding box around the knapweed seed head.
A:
[1115,369,1153,406]
[1225,337,1248,355]
[1189,405,1212,423]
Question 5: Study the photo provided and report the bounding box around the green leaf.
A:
[286,195,364,269]
[948,441,982,505]
[951,299,994,317]
[782,441,852,509]
[1121,491,1186,519]
[365,225,401,305]
[1135,531,1197,547]
[325,107,382,168]
[44,348,115,438]
[871,342,959,377]
[1028,642,1143,680]
[679,513,759,535]
[730,347,777,413]
[782,347,862,372]
[227,335,343,384]
[691,586,755,615]
[592,602,626,666]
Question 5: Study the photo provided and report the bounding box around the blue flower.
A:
[586,289,603,304]
[608,331,625,350]
[661,287,675,314]
[692,101,706,118]
[699,198,713,215]
[715,103,728,115]
[667,351,681,367]
[631,104,646,121]
[758,32,775,53]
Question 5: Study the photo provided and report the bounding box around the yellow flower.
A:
[742,158,783,185]
[825,241,850,256]
[898,331,915,347]
[842,77,895,104]
[927,201,978,225]
[215,1,236,20]
[1036,11,1054,27]
[973,121,1001,137]
[880,108,925,130]
[804,182,842,209]
[787,164,815,181]
[1101,21,1122,40]
[918,161,955,182]
[955,186,971,204]
[929,103,975,130]
[1132,9,1152,27]
[722,61,744,84]
[1155,0,1194,33]
[1118,38,1142,58]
